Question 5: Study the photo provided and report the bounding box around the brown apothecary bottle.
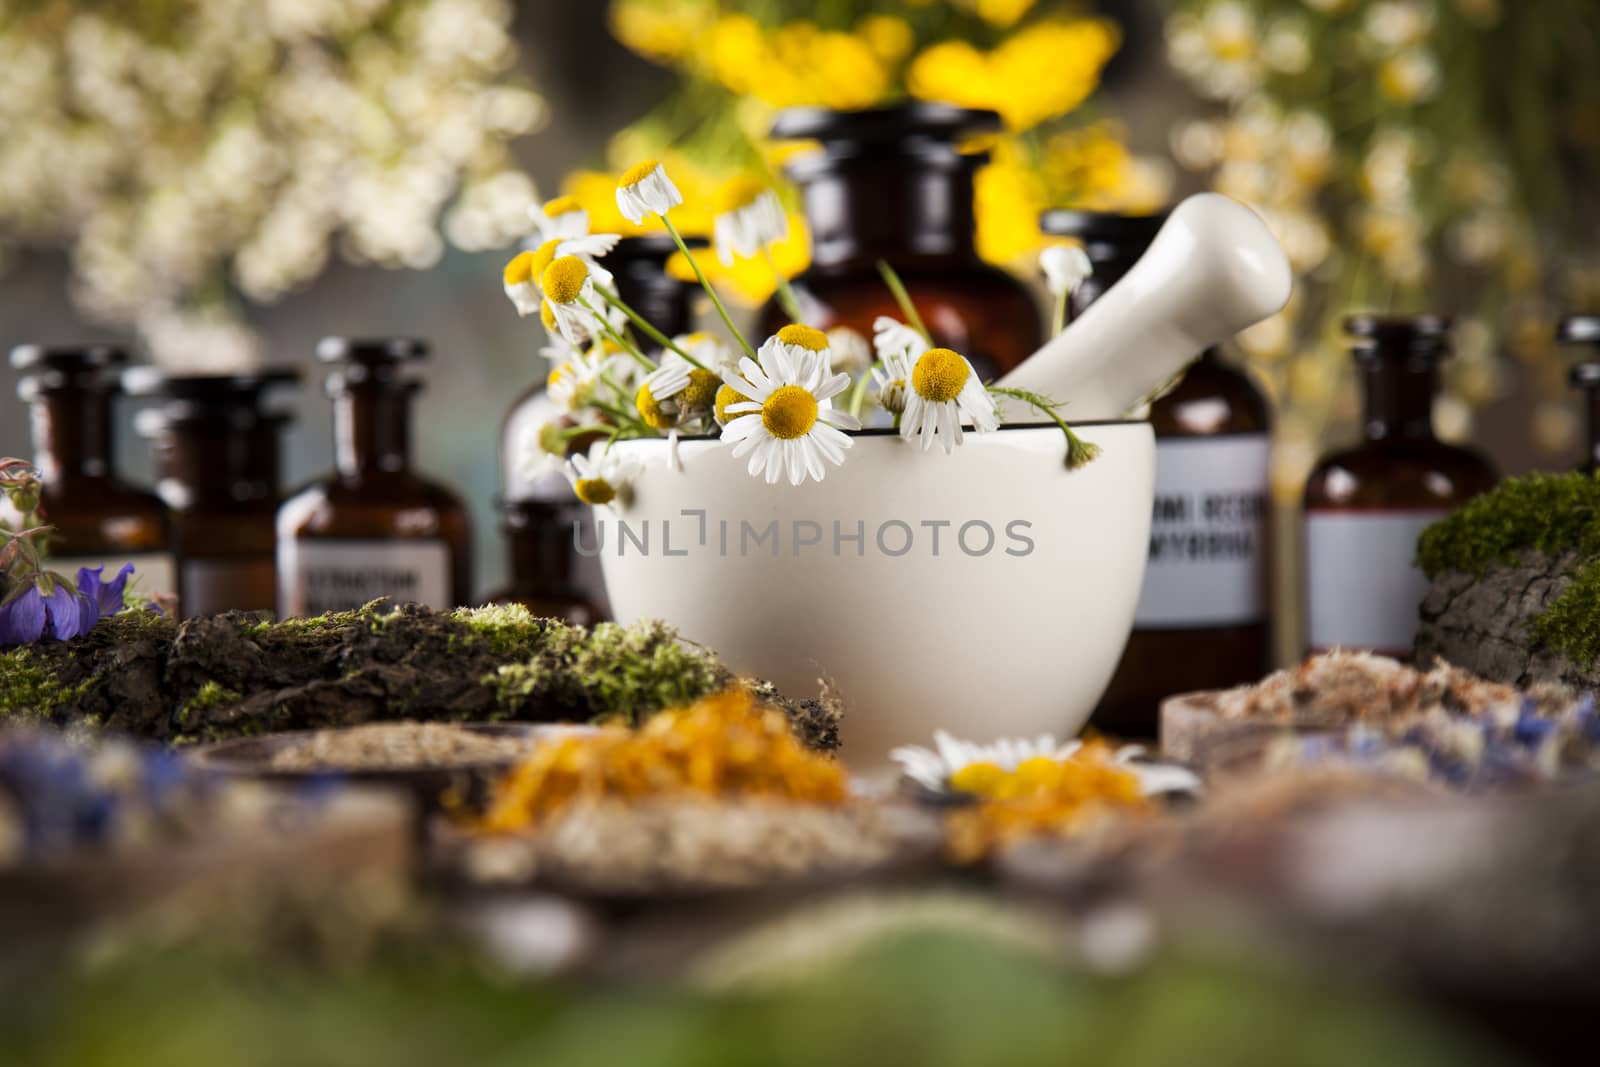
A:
[276,338,471,616]
[1558,315,1600,473]
[493,236,696,621]
[759,103,1043,380]
[125,368,298,618]
[1302,314,1496,657]
[1045,211,1275,738]
[3,344,175,596]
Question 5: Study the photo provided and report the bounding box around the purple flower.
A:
[0,576,96,647]
[76,563,134,619]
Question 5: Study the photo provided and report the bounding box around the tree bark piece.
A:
[0,604,839,751]
[1415,549,1599,690]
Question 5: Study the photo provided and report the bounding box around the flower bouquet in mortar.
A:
[501,160,1293,762]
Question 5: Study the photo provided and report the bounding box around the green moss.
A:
[177,680,242,726]
[0,648,101,721]
[1417,471,1600,666]
[449,603,549,660]
[488,618,721,723]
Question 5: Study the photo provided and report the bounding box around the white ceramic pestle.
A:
[994,193,1292,421]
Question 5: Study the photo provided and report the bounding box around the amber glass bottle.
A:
[125,368,298,618]
[1303,314,1496,656]
[1559,315,1600,473]
[1044,211,1275,738]
[761,103,1042,380]
[3,344,174,596]
[493,236,694,620]
[276,338,471,616]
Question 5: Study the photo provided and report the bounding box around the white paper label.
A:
[50,551,177,599]
[278,539,451,616]
[1305,511,1445,655]
[1135,435,1271,628]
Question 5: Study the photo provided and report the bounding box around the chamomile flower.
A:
[541,255,605,346]
[1040,245,1093,298]
[527,195,590,242]
[761,323,833,373]
[503,251,543,317]
[546,345,616,413]
[873,315,930,364]
[518,419,572,482]
[720,340,860,486]
[826,326,873,377]
[615,159,683,224]
[636,356,721,430]
[890,730,1202,799]
[901,347,999,454]
[564,444,641,510]
[712,176,788,265]
[871,348,912,416]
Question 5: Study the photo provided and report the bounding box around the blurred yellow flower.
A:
[610,0,713,66]
[856,15,914,63]
[952,0,1041,29]
[907,19,1121,131]
[708,15,889,110]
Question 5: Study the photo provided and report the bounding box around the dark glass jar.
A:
[1044,211,1275,738]
[760,103,1043,381]
[1303,314,1497,657]
[276,338,471,616]
[492,236,694,621]
[125,368,298,618]
[2,344,175,596]
[1559,315,1600,473]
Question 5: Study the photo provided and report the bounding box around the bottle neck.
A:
[29,388,114,487]
[798,160,979,271]
[1362,356,1438,443]
[158,421,282,506]
[333,382,413,478]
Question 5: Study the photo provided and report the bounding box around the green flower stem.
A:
[988,386,1102,471]
[598,287,709,371]
[877,260,931,345]
[575,295,656,374]
[1051,291,1069,338]
[847,360,881,420]
[660,215,757,362]
[761,245,803,323]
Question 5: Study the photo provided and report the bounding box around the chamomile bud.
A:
[615,160,683,224]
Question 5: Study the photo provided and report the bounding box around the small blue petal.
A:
[80,563,133,617]
[0,587,47,645]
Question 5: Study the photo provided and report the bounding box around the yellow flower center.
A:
[948,761,1006,796]
[573,477,616,506]
[776,323,829,352]
[619,160,661,189]
[541,256,589,304]
[761,385,819,440]
[527,239,562,282]
[540,301,558,331]
[536,422,566,456]
[543,195,583,217]
[681,369,721,412]
[716,175,767,214]
[715,383,752,424]
[912,347,971,404]
[503,250,536,286]
[636,383,675,430]
[546,365,566,390]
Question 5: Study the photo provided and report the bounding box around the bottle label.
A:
[278,538,451,616]
[1135,435,1271,628]
[49,551,178,599]
[1304,510,1446,656]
